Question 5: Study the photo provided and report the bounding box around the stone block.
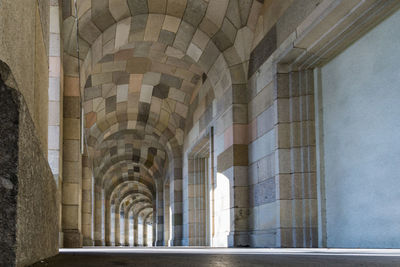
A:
[144,14,164,41]
[64,96,80,118]
[0,82,58,266]
[158,30,175,46]
[248,130,275,164]
[166,0,187,18]
[148,0,167,13]
[127,0,148,16]
[62,183,80,205]
[183,0,207,27]
[117,84,129,102]
[109,0,131,21]
[212,18,237,51]
[139,84,153,103]
[115,17,131,50]
[205,0,228,28]
[248,25,277,78]
[160,74,182,89]
[63,140,80,161]
[186,43,202,62]
[126,57,152,74]
[91,0,116,31]
[162,15,181,33]
[63,118,80,140]
[173,21,196,53]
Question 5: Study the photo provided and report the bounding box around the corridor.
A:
[31,248,400,267]
[2,0,400,266]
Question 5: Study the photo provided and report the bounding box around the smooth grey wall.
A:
[316,9,400,248]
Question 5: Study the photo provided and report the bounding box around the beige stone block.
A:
[205,0,228,28]
[159,109,170,126]
[126,57,151,74]
[166,0,187,18]
[109,0,130,21]
[129,74,143,92]
[168,87,185,103]
[117,84,129,102]
[148,0,167,13]
[92,72,113,86]
[63,139,80,161]
[62,205,79,229]
[276,123,291,149]
[64,118,80,140]
[186,43,202,62]
[165,46,185,58]
[64,76,80,97]
[115,17,131,50]
[63,161,81,183]
[143,72,161,86]
[101,61,126,73]
[103,39,115,56]
[175,102,188,118]
[234,27,253,62]
[144,14,164,41]
[139,84,153,103]
[63,183,79,205]
[162,15,181,33]
[192,29,209,50]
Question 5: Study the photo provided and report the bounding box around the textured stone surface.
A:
[248,25,277,78]
[0,80,58,266]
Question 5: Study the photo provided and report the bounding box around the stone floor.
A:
[30,248,400,267]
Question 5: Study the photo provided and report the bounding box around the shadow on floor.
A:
[29,248,400,267]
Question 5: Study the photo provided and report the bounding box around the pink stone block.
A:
[233,124,248,145]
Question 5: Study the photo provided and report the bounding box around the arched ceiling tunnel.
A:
[62,0,257,246]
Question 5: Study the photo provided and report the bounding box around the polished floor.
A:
[30,248,400,267]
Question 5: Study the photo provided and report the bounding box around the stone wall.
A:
[316,8,400,248]
[247,0,322,248]
[0,67,58,266]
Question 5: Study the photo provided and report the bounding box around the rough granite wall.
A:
[0,65,58,267]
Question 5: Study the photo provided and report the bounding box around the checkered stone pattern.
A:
[62,0,259,247]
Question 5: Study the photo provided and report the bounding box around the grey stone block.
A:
[248,25,277,77]
[0,77,58,266]
[152,83,170,99]
[127,0,148,16]
[183,0,207,27]
[105,96,116,113]
[160,74,182,89]
[158,30,175,46]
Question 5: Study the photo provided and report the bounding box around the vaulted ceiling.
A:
[62,0,257,218]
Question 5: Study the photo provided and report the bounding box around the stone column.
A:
[169,157,183,246]
[115,207,121,246]
[164,182,170,246]
[81,152,93,246]
[156,185,164,246]
[93,184,103,246]
[215,84,250,247]
[62,64,83,248]
[133,216,139,246]
[143,216,148,247]
[273,71,317,247]
[124,210,130,246]
[104,200,111,246]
